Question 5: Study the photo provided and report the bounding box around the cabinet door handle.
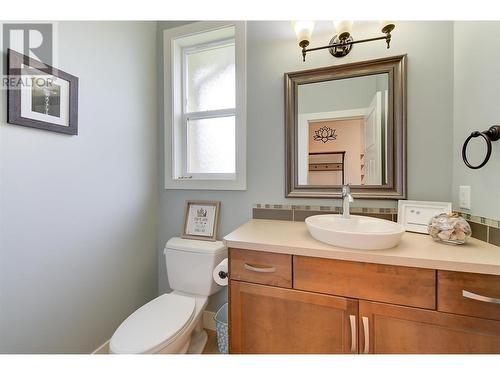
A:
[362,316,370,354]
[463,290,500,304]
[349,315,357,353]
[244,263,276,273]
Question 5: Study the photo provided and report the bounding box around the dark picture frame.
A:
[7,48,79,135]
[181,200,221,242]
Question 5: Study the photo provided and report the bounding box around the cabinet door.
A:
[359,300,500,354]
[230,281,358,354]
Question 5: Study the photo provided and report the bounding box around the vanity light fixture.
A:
[292,21,395,62]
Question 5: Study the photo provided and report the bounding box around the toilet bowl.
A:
[109,292,208,354]
[109,237,227,354]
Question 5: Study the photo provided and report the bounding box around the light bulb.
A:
[380,20,395,33]
[333,20,353,36]
[292,21,315,46]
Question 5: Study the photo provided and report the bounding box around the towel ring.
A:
[462,125,500,169]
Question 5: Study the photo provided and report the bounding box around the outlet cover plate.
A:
[459,185,471,209]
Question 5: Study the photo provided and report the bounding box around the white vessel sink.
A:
[305,214,405,250]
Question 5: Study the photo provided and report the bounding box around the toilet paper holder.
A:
[218,271,229,279]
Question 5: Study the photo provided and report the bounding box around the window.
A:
[164,22,246,190]
[184,40,235,176]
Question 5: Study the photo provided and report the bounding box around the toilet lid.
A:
[110,293,196,354]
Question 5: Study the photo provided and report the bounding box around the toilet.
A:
[109,237,227,354]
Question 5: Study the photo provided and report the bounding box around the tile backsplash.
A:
[252,204,500,247]
[253,204,397,223]
[457,211,500,246]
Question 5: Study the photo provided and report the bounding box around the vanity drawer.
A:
[438,271,500,321]
[229,248,292,288]
[294,256,436,309]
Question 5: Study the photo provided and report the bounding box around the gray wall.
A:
[158,21,454,311]
[452,22,500,220]
[0,21,159,353]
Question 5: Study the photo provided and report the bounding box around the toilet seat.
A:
[109,293,196,354]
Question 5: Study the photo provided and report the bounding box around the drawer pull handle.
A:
[244,263,276,273]
[362,316,370,354]
[462,290,500,304]
[349,315,357,353]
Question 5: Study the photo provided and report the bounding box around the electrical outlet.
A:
[459,185,471,209]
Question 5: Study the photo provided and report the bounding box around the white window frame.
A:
[164,21,246,190]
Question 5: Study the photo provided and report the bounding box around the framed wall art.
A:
[7,48,79,135]
[397,200,452,234]
[182,200,221,241]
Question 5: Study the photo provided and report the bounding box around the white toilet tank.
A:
[164,237,227,296]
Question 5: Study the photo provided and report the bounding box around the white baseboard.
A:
[92,339,110,354]
[203,310,216,331]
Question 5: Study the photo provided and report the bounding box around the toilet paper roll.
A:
[213,258,228,286]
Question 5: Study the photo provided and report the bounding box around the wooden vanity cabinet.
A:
[294,256,436,309]
[359,301,500,354]
[228,248,500,354]
[229,248,292,288]
[230,281,358,354]
[437,270,500,321]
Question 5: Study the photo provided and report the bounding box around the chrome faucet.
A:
[341,184,354,219]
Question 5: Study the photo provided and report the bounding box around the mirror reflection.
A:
[297,73,389,186]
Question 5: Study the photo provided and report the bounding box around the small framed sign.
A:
[182,200,221,241]
[397,200,452,234]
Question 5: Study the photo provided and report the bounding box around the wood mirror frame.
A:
[285,55,407,199]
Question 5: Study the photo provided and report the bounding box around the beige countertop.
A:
[223,219,500,275]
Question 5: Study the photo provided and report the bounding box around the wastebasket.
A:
[214,303,228,354]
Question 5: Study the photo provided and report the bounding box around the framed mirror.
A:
[285,55,407,199]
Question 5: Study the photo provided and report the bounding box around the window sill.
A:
[165,176,246,191]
